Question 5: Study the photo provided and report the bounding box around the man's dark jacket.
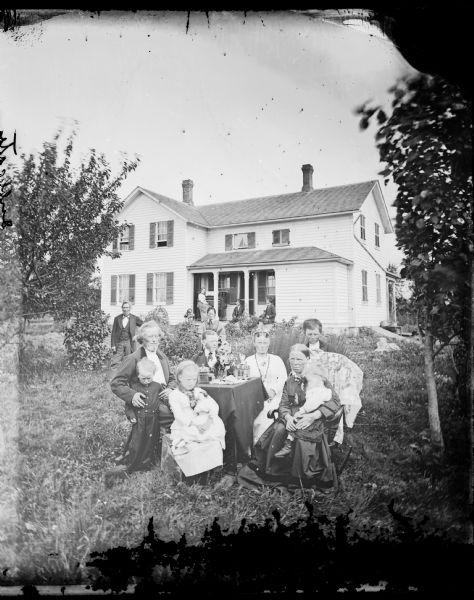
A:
[111,313,143,349]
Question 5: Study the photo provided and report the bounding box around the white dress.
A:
[244,353,288,444]
[298,385,332,414]
[168,388,226,476]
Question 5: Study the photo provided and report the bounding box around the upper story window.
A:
[112,224,135,252]
[272,229,290,246]
[149,220,174,248]
[375,223,380,248]
[225,232,256,251]
[360,214,366,241]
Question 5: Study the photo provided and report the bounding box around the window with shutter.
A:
[362,270,368,302]
[128,225,135,251]
[149,221,171,247]
[375,223,380,248]
[118,275,130,303]
[146,274,153,304]
[360,215,366,241]
[111,275,117,304]
[112,237,118,252]
[149,223,156,248]
[167,221,174,247]
[129,274,135,304]
[119,226,130,250]
[166,272,174,305]
[225,234,232,251]
[247,232,256,248]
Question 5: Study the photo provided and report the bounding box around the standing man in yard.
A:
[111,301,143,369]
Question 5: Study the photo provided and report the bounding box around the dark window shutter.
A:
[248,232,256,248]
[128,225,135,251]
[282,229,290,245]
[167,220,174,247]
[112,236,118,251]
[225,234,232,251]
[149,222,156,248]
[111,275,117,304]
[272,230,279,245]
[146,273,153,304]
[166,272,174,305]
[129,274,135,304]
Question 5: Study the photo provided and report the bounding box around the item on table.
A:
[198,366,210,384]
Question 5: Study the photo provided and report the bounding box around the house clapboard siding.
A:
[100,192,187,323]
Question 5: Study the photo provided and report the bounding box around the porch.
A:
[188,246,353,324]
[191,269,275,320]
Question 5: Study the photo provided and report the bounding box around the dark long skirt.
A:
[238,419,337,490]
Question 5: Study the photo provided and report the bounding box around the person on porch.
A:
[110,301,143,369]
[197,288,209,323]
[260,296,276,325]
[232,299,245,321]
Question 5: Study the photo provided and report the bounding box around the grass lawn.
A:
[1,324,470,585]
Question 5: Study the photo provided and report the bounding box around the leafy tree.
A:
[8,129,139,325]
[357,74,472,452]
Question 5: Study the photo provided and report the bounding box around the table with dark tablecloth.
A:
[200,377,266,466]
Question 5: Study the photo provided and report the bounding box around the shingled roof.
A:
[188,246,351,269]
[140,187,210,227]
[132,180,378,228]
[198,180,377,226]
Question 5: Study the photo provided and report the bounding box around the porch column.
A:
[243,269,250,316]
[212,270,219,313]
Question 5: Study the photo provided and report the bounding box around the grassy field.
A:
[1,323,470,585]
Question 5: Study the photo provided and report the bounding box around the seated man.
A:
[232,299,245,321]
[260,297,276,325]
[192,330,220,375]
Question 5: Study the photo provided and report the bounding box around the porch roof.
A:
[188,246,352,269]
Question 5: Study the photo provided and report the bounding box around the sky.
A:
[0,10,416,264]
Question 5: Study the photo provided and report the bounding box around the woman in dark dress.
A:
[238,344,341,493]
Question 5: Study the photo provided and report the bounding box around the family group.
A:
[109,302,363,495]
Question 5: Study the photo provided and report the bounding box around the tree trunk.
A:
[424,330,444,452]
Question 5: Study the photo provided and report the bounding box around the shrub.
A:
[225,315,260,339]
[63,310,111,370]
[268,328,305,370]
[324,335,349,356]
[141,305,170,331]
[160,322,202,366]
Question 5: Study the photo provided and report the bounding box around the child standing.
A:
[274,361,332,458]
[168,360,226,477]
[123,358,165,472]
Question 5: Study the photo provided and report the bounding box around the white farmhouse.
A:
[100,164,398,331]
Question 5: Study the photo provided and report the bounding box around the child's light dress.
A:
[296,385,332,415]
[168,387,226,476]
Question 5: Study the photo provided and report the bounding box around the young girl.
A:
[168,360,226,477]
[274,361,332,458]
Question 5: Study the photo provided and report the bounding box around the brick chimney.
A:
[182,179,194,205]
[301,164,314,192]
